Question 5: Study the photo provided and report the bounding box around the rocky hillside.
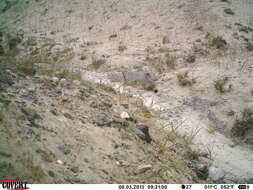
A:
[0,0,253,184]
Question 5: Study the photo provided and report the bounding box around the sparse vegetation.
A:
[184,149,200,161]
[8,36,22,49]
[149,54,177,74]
[177,72,194,86]
[66,37,79,44]
[227,110,235,116]
[118,42,127,52]
[231,108,253,145]
[0,52,53,76]
[141,106,152,118]
[158,47,171,53]
[211,36,227,49]
[214,76,231,93]
[224,8,234,15]
[162,36,170,44]
[89,58,106,70]
[0,110,4,123]
[186,55,196,63]
[246,42,253,51]
[97,83,117,94]
[164,54,177,69]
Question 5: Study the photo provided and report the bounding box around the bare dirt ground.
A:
[0,0,253,184]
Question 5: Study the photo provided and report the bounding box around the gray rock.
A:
[56,160,64,165]
[184,97,218,112]
[208,167,225,181]
[51,77,59,84]
[21,107,42,124]
[0,71,14,86]
[65,177,88,184]
[111,118,128,127]
[122,71,158,92]
[71,166,79,173]
[135,124,152,143]
[28,87,36,93]
[48,170,55,177]
[18,125,36,136]
[57,145,71,155]
[6,69,17,78]
[121,104,129,109]
[189,161,208,179]
[207,111,227,133]
[12,81,24,89]
[50,108,58,116]
[59,78,68,87]
[186,55,196,63]
[93,119,111,127]
[0,95,11,105]
[73,80,81,86]
[64,112,74,120]
[62,96,70,102]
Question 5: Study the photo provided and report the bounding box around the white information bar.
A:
[25,184,252,190]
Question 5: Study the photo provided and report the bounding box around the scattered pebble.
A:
[120,111,130,120]
[64,112,74,120]
[57,145,71,155]
[71,166,79,173]
[56,160,63,165]
[52,77,59,84]
[59,78,68,87]
[48,170,55,177]
[73,80,81,86]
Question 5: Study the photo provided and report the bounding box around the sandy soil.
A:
[0,0,253,183]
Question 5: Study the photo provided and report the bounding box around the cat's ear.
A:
[145,72,151,78]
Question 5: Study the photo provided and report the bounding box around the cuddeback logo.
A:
[0,180,29,190]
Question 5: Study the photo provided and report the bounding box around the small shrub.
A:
[149,55,177,74]
[57,69,71,79]
[97,83,117,94]
[8,36,22,49]
[0,111,4,123]
[0,52,54,76]
[246,42,253,51]
[118,43,127,52]
[211,36,227,49]
[186,55,196,63]
[89,58,106,70]
[162,36,170,44]
[177,72,193,86]
[72,71,82,81]
[0,45,4,55]
[231,109,253,145]
[214,77,230,93]
[184,150,200,161]
[141,106,152,118]
[165,54,177,69]
[227,110,235,116]
[80,55,86,60]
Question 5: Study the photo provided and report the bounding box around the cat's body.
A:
[108,71,158,93]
